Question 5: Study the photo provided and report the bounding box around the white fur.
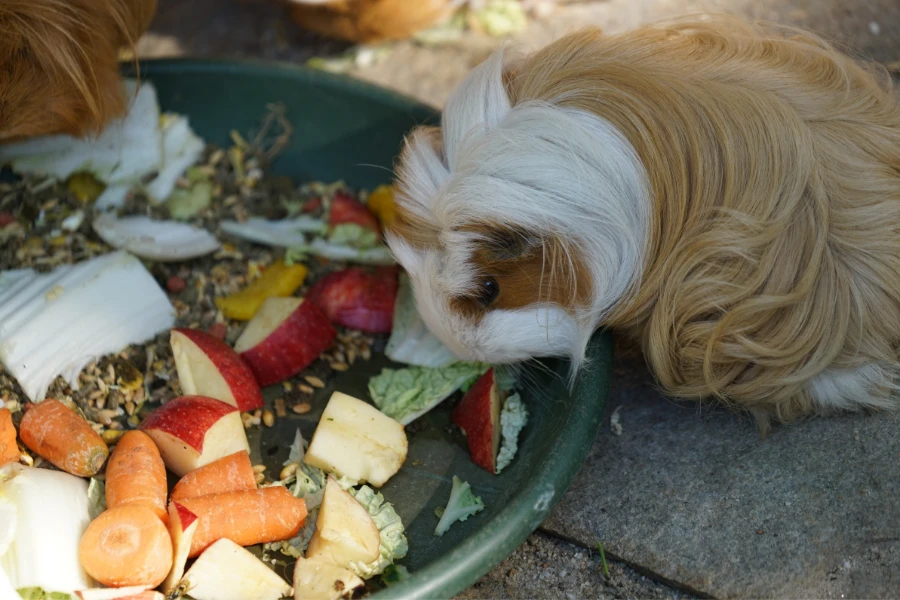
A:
[806,363,900,413]
[388,47,652,374]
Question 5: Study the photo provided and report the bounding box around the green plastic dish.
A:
[128,59,614,600]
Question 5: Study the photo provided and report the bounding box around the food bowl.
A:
[126,58,614,599]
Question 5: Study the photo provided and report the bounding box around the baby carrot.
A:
[177,486,307,557]
[0,409,18,465]
[170,450,256,502]
[105,430,168,521]
[79,504,174,588]
[19,399,109,477]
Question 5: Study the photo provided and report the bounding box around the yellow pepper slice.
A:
[366,184,396,228]
[66,172,106,205]
[215,259,308,321]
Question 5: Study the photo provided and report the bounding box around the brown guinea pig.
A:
[386,16,900,430]
[287,0,459,44]
[0,0,157,142]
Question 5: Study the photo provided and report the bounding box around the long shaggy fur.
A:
[0,0,157,142]
[389,16,900,429]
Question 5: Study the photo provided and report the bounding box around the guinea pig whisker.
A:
[354,163,397,177]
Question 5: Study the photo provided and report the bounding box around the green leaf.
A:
[368,362,489,425]
[434,476,485,537]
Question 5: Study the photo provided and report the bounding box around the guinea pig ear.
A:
[442,47,512,171]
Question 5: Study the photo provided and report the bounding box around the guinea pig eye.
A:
[477,277,500,307]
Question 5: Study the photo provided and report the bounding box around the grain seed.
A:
[274,397,286,418]
[280,463,299,480]
[304,375,325,389]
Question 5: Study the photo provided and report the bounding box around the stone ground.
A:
[137,2,900,598]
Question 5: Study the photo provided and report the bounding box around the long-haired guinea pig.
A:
[0,0,157,142]
[385,16,900,429]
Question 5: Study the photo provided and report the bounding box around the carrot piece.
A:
[19,399,109,476]
[170,450,256,502]
[78,504,174,588]
[177,486,307,557]
[105,430,168,521]
[0,409,18,465]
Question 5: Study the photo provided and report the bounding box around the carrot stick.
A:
[78,504,174,588]
[105,430,168,521]
[169,450,256,502]
[177,486,307,557]
[19,399,109,476]
[0,409,18,465]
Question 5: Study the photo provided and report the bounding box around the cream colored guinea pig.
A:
[385,16,900,429]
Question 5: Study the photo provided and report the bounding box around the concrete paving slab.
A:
[542,347,900,599]
[456,531,695,600]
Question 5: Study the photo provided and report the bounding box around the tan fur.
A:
[0,0,157,142]
[289,0,455,44]
[501,17,900,427]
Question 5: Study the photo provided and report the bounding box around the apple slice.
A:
[305,477,380,569]
[163,501,199,593]
[451,368,504,474]
[304,392,407,487]
[139,395,250,477]
[75,587,161,600]
[234,296,336,387]
[292,557,365,600]
[306,266,399,333]
[329,191,380,233]
[170,328,263,411]
[179,537,292,600]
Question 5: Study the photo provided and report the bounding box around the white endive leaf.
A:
[219,216,327,247]
[92,213,219,262]
[0,80,162,186]
[94,184,131,211]
[144,114,205,203]
[0,251,176,401]
[0,464,95,594]
[385,273,457,368]
[304,238,395,265]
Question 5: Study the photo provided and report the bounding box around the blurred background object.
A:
[136,0,900,109]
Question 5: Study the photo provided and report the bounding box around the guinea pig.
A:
[0,0,157,142]
[385,16,900,429]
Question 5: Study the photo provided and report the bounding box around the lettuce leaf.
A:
[434,476,485,537]
[385,274,458,369]
[328,223,379,249]
[347,486,408,579]
[86,478,106,521]
[16,588,74,600]
[495,393,528,474]
[368,362,489,425]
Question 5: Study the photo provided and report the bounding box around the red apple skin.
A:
[172,328,264,411]
[239,300,337,387]
[306,266,398,333]
[329,191,380,233]
[139,396,238,453]
[173,502,199,531]
[452,369,501,474]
